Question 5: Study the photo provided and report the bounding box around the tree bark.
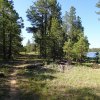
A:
[8,32,12,59]
[2,8,6,60]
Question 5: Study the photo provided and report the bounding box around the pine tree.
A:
[49,18,63,61]
[27,0,63,60]
[63,6,89,63]
[0,0,23,60]
[96,0,100,15]
[27,0,49,58]
[73,34,89,62]
[25,40,34,53]
[63,39,73,64]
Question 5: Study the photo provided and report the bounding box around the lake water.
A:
[86,52,99,58]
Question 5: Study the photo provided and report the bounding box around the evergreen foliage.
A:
[27,2,89,62]
[27,0,63,60]
[96,0,100,15]
[0,0,23,60]
[63,6,89,63]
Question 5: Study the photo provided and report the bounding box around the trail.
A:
[7,61,34,99]
[4,54,43,100]
[7,68,19,100]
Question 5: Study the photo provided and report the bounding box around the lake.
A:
[86,52,99,58]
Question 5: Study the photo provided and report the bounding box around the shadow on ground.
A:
[16,65,100,100]
[55,87,100,100]
[0,78,10,100]
[17,64,57,81]
[18,84,100,100]
[0,66,100,100]
[0,54,41,67]
[0,53,100,100]
[49,87,100,100]
[16,65,57,100]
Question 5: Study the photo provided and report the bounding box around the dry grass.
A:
[0,67,11,100]
[17,65,100,100]
[0,53,100,100]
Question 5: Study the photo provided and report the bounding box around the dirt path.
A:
[4,54,44,100]
[7,63,34,100]
[7,69,19,100]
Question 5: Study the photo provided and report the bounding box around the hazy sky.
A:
[14,0,100,48]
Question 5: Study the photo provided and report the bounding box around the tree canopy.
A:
[0,0,23,60]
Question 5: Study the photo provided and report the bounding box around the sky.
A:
[13,0,100,48]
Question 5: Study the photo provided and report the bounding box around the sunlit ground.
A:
[17,65,100,100]
[0,53,100,100]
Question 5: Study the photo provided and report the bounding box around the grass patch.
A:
[17,65,100,100]
[0,53,100,99]
[0,67,11,100]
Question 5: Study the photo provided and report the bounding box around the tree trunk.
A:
[2,29,6,60]
[2,9,6,60]
[53,40,56,61]
[8,32,12,59]
[44,12,47,59]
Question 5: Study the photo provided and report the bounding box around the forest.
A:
[0,0,100,100]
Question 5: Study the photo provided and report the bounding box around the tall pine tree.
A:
[0,0,23,60]
[27,0,63,60]
[63,6,89,63]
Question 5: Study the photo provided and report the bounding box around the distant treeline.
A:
[89,48,100,52]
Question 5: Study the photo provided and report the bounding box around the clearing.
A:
[0,54,100,100]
